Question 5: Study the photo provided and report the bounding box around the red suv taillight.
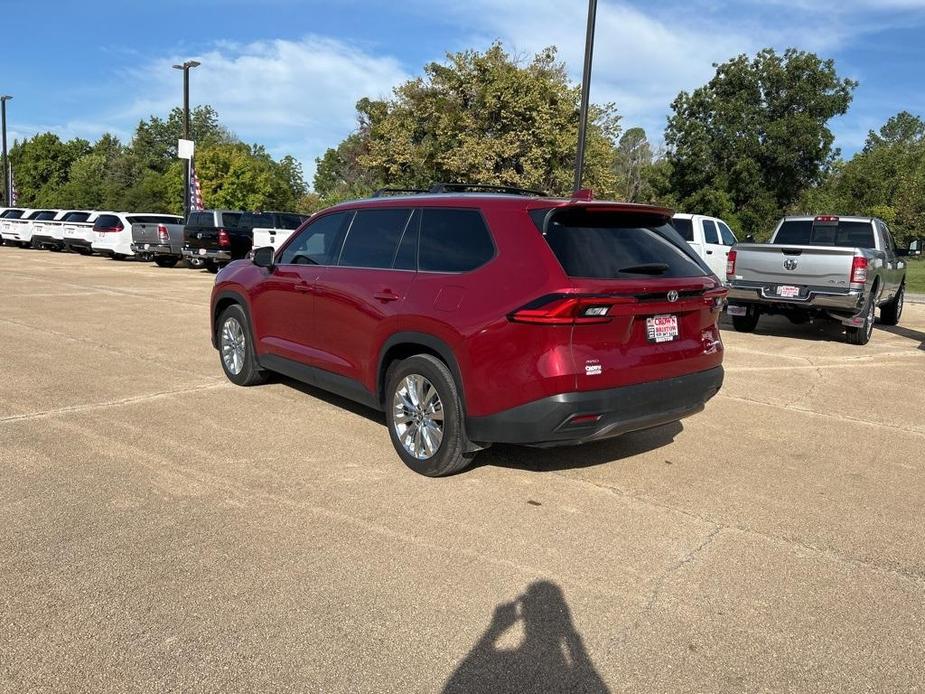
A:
[96,224,124,233]
[157,224,169,243]
[850,256,868,284]
[218,229,230,247]
[726,249,737,280]
[509,296,631,325]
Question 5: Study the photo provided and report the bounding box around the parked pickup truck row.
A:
[726,215,909,345]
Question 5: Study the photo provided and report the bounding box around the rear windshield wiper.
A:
[617,263,670,275]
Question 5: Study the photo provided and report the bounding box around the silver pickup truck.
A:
[726,215,908,345]
[130,216,185,267]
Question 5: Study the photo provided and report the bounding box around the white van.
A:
[671,213,738,280]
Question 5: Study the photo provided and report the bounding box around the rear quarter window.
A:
[671,218,694,241]
[531,209,709,279]
[419,209,494,273]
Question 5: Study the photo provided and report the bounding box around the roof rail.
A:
[428,183,548,197]
[371,188,429,198]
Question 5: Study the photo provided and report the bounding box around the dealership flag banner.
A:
[189,159,204,212]
[9,162,17,205]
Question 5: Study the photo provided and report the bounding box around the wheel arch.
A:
[377,333,464,409]
[212,289,253,349]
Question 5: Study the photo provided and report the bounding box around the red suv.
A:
[210,186,726,476]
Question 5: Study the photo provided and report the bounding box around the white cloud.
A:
[121,35,409,181]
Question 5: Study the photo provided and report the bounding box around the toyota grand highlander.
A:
[210,185,727,476]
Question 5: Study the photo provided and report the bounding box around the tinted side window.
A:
[277,214,305,230]
[240,212,274,228]
[718,222,737,246]
[279,211,352,265]
[339,209,412,269]
[671,218,694,242]
[419,209,494,273]
[63,212,90,223]
[35,211,58,220]
[702,220,719,244]
[1,209,24,219]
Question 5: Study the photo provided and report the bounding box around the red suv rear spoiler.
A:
[532,201,675,234]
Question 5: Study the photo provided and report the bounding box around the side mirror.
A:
[252,246,275,269]
[743,234,756,243]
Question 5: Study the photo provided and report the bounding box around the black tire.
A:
[186,257,205,269]
[879,283,904,326]
[112,253,128,261]
[385,354,476,477]
[154,256,180,268]
[731,305,760,333]
[76,247,94,256]
[216,304,266,386]
[206,261,220,274]
[846,295,876,345]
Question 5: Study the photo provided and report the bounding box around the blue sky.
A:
[4,0,925,185]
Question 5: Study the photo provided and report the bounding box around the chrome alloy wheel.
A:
[221,316,247,375]
[392,374,445,460]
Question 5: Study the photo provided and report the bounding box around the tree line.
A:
[8,43,924,245]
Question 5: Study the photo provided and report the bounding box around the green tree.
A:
[194,142,303,211]
[9,133,91,205]
[800,112,925,245]
[665,48,857,239]
[318,44,621,201]
[614,127,654,202]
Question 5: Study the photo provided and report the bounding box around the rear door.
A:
[534,207,722,391]
[184,211,221,250]
[312,207,418,386]
[700,218,727,278]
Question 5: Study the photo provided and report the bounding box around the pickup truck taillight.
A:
[218,229,230,247]
[157,224,169,243]
[725,249,737,280]
[850,256,868,284]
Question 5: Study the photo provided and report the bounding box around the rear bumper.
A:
[466,366,724,446]
[182,247,232,262]
[63,238,93,251]
[727,283,863,313]
[131,242,175,256]
[32,234,58,247]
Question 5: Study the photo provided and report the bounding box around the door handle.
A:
[706,250,714,255]
[374,290,400,302]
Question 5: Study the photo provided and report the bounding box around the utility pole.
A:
[1,95,11,207]
[573,0,598,193]
[172,61,200,220]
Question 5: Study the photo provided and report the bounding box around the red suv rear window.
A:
[530,208,709,279]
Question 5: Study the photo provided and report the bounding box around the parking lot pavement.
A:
[1,246,924,693]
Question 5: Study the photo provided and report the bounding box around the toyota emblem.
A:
[667,290,679,303]
[784,258,798,271]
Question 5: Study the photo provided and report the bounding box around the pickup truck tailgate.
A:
[732,244,857,287]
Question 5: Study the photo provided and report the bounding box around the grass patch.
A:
[905,259,925,294]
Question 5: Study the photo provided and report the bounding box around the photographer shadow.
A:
[443,581,610,694]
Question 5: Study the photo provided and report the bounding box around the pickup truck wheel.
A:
[385,354,476,477]
[846,298,876,345]
[217,305,266,386]
[731,306,760,333]
[206,261,220,274]
[154,256,179,268]
[879,284,904,326]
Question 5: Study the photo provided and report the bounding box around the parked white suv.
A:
[91,212,183,259]
[1,208,58,246]
[671,213,738,280]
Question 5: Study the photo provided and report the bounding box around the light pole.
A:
[172,60,200,220]
[1,95,11,207]
[573,0,597,193]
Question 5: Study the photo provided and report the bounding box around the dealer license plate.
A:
[646,314,679,343]
[776,285,800,298]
